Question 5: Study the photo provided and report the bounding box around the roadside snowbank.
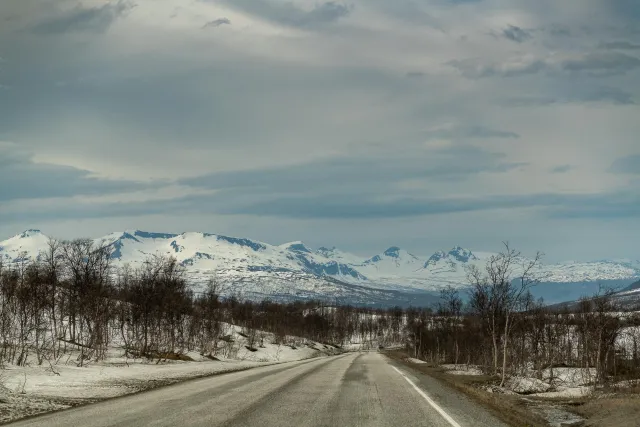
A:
[0,328,341,423]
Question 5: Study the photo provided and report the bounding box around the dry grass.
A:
[385,350,548,427]
[574,394,640,427]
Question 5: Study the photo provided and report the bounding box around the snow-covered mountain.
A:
[1,229,639,305]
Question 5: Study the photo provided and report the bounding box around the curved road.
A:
[9,353,508,427]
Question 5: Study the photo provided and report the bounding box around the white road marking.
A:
[392,366,463,427]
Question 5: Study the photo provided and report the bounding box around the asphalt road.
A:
[9,353,509,427]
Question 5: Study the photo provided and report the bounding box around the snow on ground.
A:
[505,377,554,394]
[540,367,596,388]
[406,358,428,364]
[440,364,484,376]
[516,367,596,397]
[0,328,341,423]
[434,361,597,399]
[530,386,592,399]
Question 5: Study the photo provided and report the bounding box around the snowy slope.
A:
[1,230,638,303]
[0,229,50,263]
[356,247,423,277]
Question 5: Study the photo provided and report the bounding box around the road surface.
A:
[9,352,509,427]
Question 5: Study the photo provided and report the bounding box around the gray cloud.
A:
[502,25,533,43]
[366,0,442,28]
[609,155,640,174]
[1,0,639,261]
[602,41,640,50]
[578,86,636,104]
[549,191,640,220]
[445,0,483,4]
[208,189,640,221]
[545,24,572,38]
[450,52,640,79]
[215,0,351,28]
[0,192,528,223]
[3,185,638,224]
[179,145,526,196]
[424,125,519,140]
[212,194,552,219]
[32,1,135,34]
[505,85,635,106]
[0,143,152,201]
[448,58,547,78]
[610,0,640,23]
[550,165,572,174]
[203,18,231,28]
[561,52,640,75]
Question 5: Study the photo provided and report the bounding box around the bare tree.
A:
[468,243,543,386]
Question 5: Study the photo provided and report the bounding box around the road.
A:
[9,352,509,427]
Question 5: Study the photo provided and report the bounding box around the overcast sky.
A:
[1,0,639,261]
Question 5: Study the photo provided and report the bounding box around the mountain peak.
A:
[424,250,447,268]
[317,246,337,257]
[448,246,476,262]
[19,229,43,239]
[283,241,312,254]
[117,230,180,240]
[383,246,402,258]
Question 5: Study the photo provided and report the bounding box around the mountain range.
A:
[1,229,639,306]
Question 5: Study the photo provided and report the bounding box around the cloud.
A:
[577,86,636,104]
[445,0,483,4]
[211,194,548,219]
[365,0,442,28]
[610,0,640,23]
[4,185,638,226]
[561,52,640,76]
[215,0,351,28]
[215,189,640,221]
[450,52,640,79]
[506,86,636,106]
[502,25,533,43]
[179,145,526,195]
[550,165,572,174]
[203,18,231,28]
[601,41,640,50]
[544,24,572,38]
[0,142,152,202]
[424,125,519,140]
[1,0,639,260]
[448,57,547,78]
[609,155,640,174]
[549,190,640,220]
[32,1,135,34]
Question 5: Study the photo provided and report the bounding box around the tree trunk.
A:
[500,314,511,388]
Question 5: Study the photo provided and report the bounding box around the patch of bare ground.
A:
[385,350,549,427]
[0,395,100,424]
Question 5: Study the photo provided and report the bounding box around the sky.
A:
[0,0,639,262]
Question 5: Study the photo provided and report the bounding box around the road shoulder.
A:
[383,350,547,427]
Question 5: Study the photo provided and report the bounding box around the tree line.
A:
[406,244,640,387]
[1,238,638,389]
[0,238,404,368]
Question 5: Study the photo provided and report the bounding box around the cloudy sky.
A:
[1,0,639,261]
